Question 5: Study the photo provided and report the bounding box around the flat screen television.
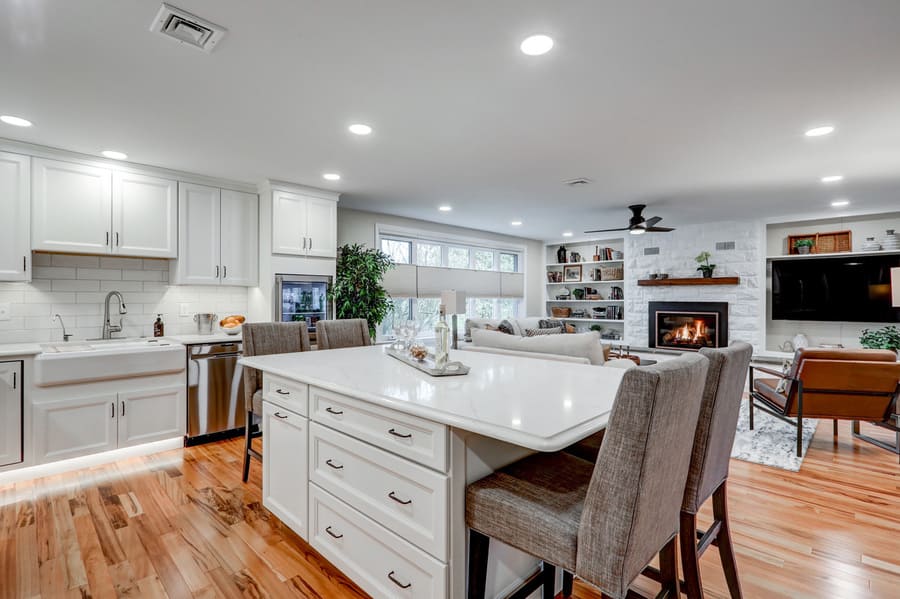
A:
[772,254,900,322]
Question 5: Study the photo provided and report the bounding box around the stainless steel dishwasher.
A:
[186,341,245,445]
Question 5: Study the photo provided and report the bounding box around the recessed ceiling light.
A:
[820,174,844,183]
[831,199,850,207]
[562,231,573,237]
[438,205,452,212]
[520,34,554,56]
[101,150,127,160]
[322,173,341,181]
[511,220,523,226]
[348,123,372,135]
[805,125,835,137]
[0,115,32,127]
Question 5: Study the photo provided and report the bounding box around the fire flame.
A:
[674,320,707,343]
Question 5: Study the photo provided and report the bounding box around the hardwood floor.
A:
[0,420,897,598]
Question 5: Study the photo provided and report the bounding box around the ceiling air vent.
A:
[564,178,593,187]
[150,3,227,53]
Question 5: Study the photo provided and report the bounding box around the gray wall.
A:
[337,208,545,316]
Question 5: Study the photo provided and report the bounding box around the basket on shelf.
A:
[551,307,572,318]
[599,265,624,280]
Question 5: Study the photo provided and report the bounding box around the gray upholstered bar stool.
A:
[466,353,709,599]
[315,318,371,350]
[241,322,311,483]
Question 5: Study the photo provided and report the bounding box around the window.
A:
[474,250,494,271]
[466,298,522,320]
[416,298,441,335]
[381,238,411,264]
[448,247,470,269]
[379,297,413,338]
[499,253,517,273]
[498,298,521,319]
[417,243,442,266]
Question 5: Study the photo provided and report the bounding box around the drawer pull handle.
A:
[275,389,290,395]
[274,412,289,419]
[325,526,343,539]
[388,491,412,505]
[388,571,411,589]
[325,459,344,470]
[388,428,412,439]
[325,407,344,415]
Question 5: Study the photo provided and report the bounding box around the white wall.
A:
[623,220,766,350]
[0,254,248,343]
[337,208,545,316]
[765,212,900,350]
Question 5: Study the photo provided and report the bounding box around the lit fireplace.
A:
[648,301,728,351]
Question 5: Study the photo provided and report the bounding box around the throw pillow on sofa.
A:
[525,327,563,336]
[497,319,516,335]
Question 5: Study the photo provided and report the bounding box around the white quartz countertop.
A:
[164,333,242,344]
[0,343,43,358]
[241,345,626,451]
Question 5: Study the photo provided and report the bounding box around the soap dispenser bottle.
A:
[153,314,165,337]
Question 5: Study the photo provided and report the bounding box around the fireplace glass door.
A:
[656,311,720,351]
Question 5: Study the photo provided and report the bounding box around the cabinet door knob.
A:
[388,428,412,439]
[111,402,115,418]
[275,389,290,395]
[223,265,227,278]
[273,412,289,419]
[325,406,343,415]
[106,232,110,246]
[115,232,119,247]
[121,401,125,416]
[216,265,220,278]
[325,526,343,539]
[325,459,343,470]
[387,571,411,589]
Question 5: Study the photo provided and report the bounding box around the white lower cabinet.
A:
[33,384,185,465]
[310,484,447,599]
[118,386,186,447]
[262,401,308,539]
[0,362,23,467]
[34,393,118,463]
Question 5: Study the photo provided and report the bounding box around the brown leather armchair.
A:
[750,348,900,459]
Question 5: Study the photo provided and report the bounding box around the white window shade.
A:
[417,267,501,298]
[500,273,525,298]
[383,263,417,297]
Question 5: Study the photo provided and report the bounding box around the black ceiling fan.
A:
[584,204,674,234]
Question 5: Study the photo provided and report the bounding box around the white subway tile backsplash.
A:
[0,254,249,342]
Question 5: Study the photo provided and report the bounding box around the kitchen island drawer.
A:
[262,373,308,415]
[310,386,447,472]
[309,422,448,560]
[309,484,447,599]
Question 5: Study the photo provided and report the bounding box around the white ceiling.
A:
[3,0,900,241]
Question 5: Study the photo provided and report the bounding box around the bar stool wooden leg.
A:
[679,511,703,599]
[713,483,743,599]
[242,410,253,483]
[659,536,679,598]
[468,530,490,599]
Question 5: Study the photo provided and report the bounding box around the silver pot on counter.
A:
[193,313,218,335]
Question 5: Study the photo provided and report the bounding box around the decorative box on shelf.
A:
[787,230,852,254]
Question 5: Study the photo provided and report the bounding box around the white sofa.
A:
[463,328,635,369]
[464,317,545,339]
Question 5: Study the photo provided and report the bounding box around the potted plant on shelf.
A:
[328,243,395,340]
[695,251,716,278]
[793,238,815,255]
[859,326,900,356]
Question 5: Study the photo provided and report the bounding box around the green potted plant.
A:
[328,243,395,339]
[859,326,900,355]
[793,238,815,255]
[695,251,716,278]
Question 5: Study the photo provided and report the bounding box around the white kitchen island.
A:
[240,345,625,599]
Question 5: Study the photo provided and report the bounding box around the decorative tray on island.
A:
[384,347,471,377]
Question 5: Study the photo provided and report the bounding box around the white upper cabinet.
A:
[172,183,258,286]
[32,158,112,254]
[220,189,259,286]
[272,189,337,258]
[0,152,31,281]
[306,197,337,258]
[32,158,178,258]
[112,172,177,258]
[175,183,221,285]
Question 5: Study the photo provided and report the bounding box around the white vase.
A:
[879,229,900,250]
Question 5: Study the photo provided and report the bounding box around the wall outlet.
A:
[179,303,191,317]
[0,303,10,321]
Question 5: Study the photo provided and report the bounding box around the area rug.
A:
[730,400,818,472]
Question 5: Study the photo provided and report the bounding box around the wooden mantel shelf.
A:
[637,276,740,286]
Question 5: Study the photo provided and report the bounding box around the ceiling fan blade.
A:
[584,226,630,233]
[645,226,675,232]
[644,216,663,227]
